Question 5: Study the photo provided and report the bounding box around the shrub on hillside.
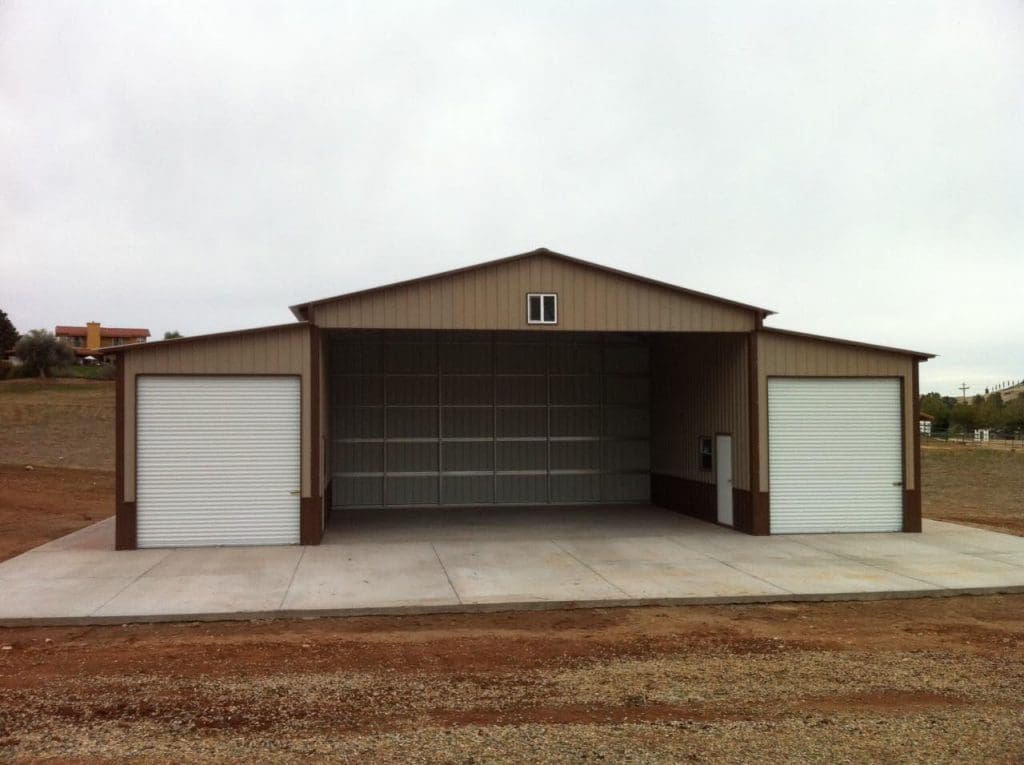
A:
[52,364,115,380]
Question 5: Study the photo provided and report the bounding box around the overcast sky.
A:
[2,2,1021,395]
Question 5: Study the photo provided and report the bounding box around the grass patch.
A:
[0,378,111,395]
[0,378,114,470]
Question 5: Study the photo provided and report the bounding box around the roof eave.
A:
[96,321,309,355]
[289,248,775,320]
[761,327,935,360]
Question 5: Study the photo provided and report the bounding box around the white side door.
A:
[136,376,301,548]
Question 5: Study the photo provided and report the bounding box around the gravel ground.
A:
[1,597,1022,763]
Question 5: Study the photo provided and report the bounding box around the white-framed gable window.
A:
[527,293,558,324]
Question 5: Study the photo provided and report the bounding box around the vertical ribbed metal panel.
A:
[330,331,650,507]
[136,376,301,547]
[311,253,757,332]
[648,334,749,490]
[768,378,902,533]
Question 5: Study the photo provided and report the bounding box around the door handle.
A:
[289,490,300,495]
[892,482,903,487]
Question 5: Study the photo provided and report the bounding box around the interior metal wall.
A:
[328,330,650,508]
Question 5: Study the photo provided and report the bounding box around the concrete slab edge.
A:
[2,584,1023,628]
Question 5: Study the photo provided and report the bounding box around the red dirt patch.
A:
[0,465,113,561]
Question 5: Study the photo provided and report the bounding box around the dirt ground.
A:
[1,597,1022,763]
[0,466,113,561]
[921,443,1024,536]
[1,380,1023,761]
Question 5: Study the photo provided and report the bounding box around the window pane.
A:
[528,295,542,322]
[543,295,556,322]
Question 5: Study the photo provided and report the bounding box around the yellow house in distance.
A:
[56,322,150,359]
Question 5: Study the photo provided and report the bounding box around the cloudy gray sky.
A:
[2,1,1021,395]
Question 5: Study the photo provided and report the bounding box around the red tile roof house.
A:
[56,322,150,359]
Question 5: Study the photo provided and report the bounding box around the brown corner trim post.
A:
[114,355,137,550]
[904,360,923,532]
[301,324,324,545]
[747,330,769,535]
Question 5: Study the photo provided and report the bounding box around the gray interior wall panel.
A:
[329,331,650,507]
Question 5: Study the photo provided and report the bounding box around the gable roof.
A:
[289,248,774,321]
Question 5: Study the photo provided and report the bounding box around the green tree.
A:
[0,309,18,353]
[163,331,183,340]
[949,400,978,432]
[1003,396,1024,433]
[13,329,75,378]
[977,393,1006,430]
[920,392,951,430]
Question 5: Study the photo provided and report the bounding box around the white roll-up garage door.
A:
[768,378,903,534]
[136,376,301,548]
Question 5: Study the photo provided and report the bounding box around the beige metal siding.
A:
[757,331,916,493]
[650,334,749,490]
[122,325,312,503]
[311,255,756,332]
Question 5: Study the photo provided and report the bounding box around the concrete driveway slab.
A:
[554,536,788,598]
[2,508,1023,625]
[30,517,115,552]
[859,553,1024,590]
[0,577,134,619]
[555,536,712,564]
[670,534,840,562]
[146,546,303,577]
[981,552,1024,567]
[326,505,704,544]
[915,531,1024,555]
[95,571,295,618]
[435,539,627,603]
[724,557,942,595]
[787,533,959,559]
[0,549,169,581]
[283,543,459,610]
[559,550,788,599]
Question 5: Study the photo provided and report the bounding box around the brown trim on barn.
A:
[289,248,775,321]
[747,330,769,535]
[305,324,324,544]
[114,354,136,550]
[905,361,923,532]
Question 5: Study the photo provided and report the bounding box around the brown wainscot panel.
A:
[300,497,324,545]
[115,501,137,551]
[732,488,752,534]
[903,489,922,533]
[651,473,716,524]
